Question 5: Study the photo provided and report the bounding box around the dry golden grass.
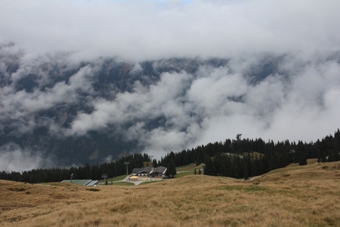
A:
[1,160,340,227]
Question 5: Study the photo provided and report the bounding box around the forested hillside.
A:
[1,129,339,183]
[160,129,340,179]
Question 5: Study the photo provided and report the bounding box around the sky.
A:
[0,0,340,171]
[1,0,339,61]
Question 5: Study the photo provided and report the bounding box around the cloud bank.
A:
[66,57,340,159]
[1,0,339,61]
[0,0,340,167]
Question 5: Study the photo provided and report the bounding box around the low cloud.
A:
[0,50,95,136]
[64,55,340,159]
[1,48,340,162]
[0,143,54,172]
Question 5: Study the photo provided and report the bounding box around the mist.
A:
[0,143,54,172]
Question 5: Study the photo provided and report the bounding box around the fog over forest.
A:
[0,0,340,171]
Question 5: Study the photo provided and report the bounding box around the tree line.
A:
[1,129,339,183]
[159,129,340,178]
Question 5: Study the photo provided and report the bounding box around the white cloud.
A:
[68,70,194,135]
[65,54,340,160]
[0,143,54,172]
[1,0,339,61]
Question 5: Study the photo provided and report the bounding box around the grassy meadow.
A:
[1,160,340,227]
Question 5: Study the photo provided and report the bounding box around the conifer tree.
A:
[298,153,307,165]
[166,159,176,178]
[204,156,216,176]
[297,141,307,165]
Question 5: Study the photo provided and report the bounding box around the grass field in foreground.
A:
[1,160,339,227]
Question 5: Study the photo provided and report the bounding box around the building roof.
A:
[85,180,99,186]
[132,166,168,176]
[137,166,153,174]
[132,168,143,174]
[150,166,167,175]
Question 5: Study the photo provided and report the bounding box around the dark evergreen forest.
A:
[1,129,339,183]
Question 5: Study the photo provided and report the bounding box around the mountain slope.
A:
[1,44,340,169]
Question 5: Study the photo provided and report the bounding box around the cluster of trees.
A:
[0,130,339,183]
[160,129,340,178]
